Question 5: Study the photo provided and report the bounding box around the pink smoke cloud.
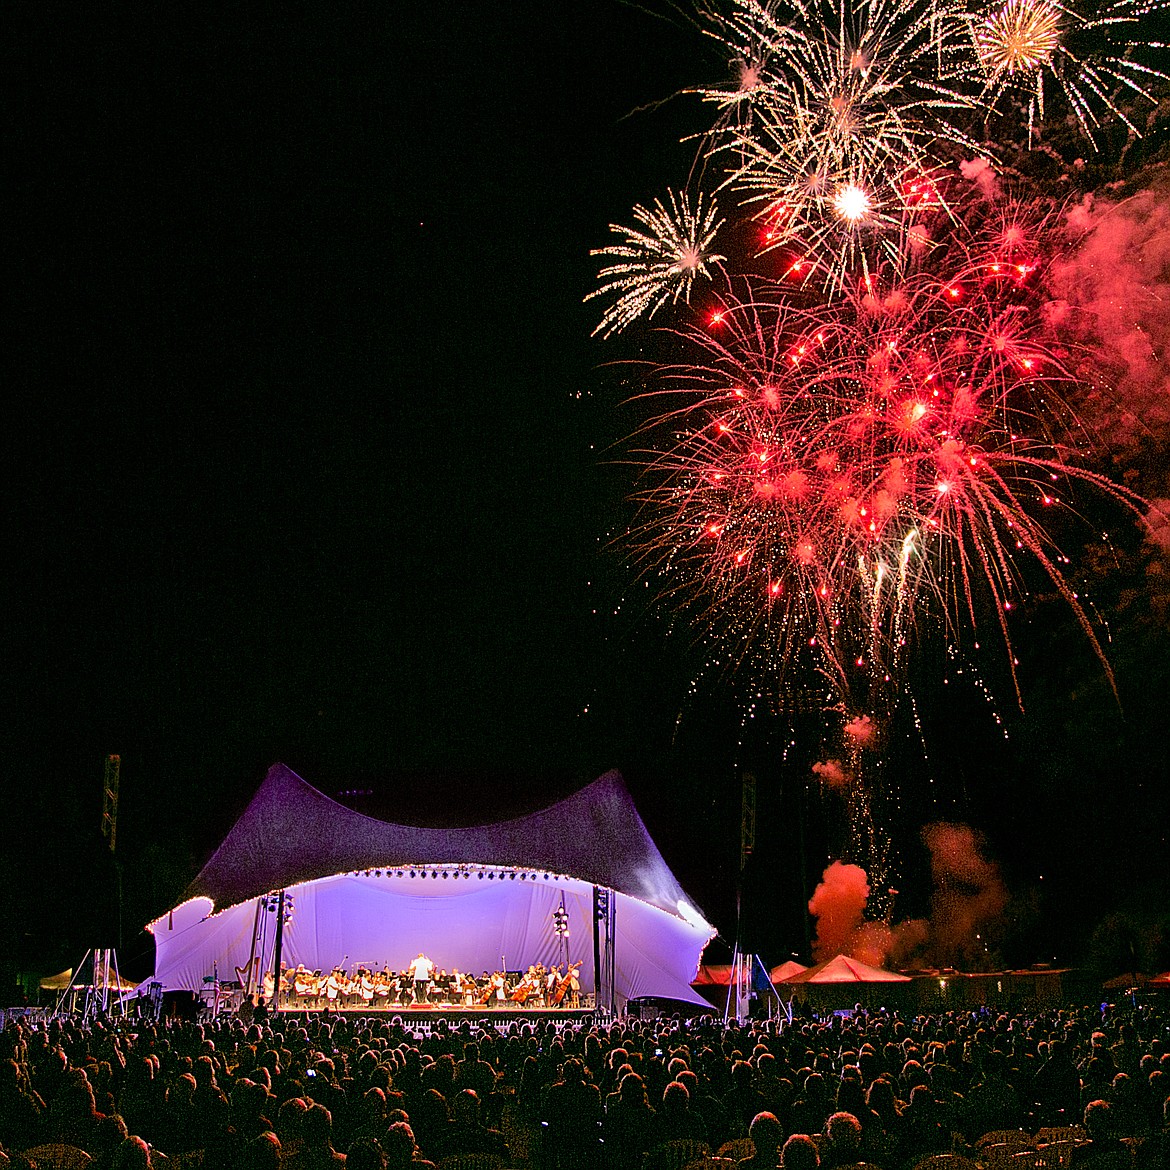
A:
[808,860,870,961]
[806,824,1012,969]
[1047,184,1170,461]
[842,713,877,747]
[812,758,851,791]
[921,822,1009,967]
[960,156,999,199]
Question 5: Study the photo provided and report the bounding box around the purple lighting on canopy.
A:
[148,765,715,1008]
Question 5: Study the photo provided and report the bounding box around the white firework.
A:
[707,0,982,290]
[966,0,1170,147]
[587,190,727,338]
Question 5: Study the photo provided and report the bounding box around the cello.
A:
[552,961,581,1006]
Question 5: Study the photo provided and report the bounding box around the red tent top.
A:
[692,964,734,986]
[770,960,808,983]
[784,954,911,983]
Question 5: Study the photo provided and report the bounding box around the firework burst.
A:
[700,0,982,289]
[588,0,1165,901]
[587,190,727,338]
[627,238,1141,703]
[965,0,1170,146]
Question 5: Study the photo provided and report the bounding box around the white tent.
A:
[149,764,716,1008]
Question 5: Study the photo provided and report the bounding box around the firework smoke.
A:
[807,823,1011,967]
[590,0,1166,904]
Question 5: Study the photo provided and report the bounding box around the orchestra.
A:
[258,957,584,1011]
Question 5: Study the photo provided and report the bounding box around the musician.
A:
[325,968,342,1008]
[375,968,392,1005]
[545,964,560,1004]
[293,964,315,1006]
[490,970,506,1006]
[359,968,376,1006]
[409,952,435,1003]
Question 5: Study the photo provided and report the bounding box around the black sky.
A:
[5,2,1168,984]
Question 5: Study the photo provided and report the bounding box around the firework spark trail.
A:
[696,0,985,289]
[626,244,1143,701]
[589,0,1166,903]
[587,190,727,338]
[963,0,1170,146]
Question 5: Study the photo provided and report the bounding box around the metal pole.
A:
[270,891,286,1014]
[592,886,602,1010]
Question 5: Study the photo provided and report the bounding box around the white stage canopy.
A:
[148,765,715,1008]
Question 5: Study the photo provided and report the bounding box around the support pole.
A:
[592,886,603,1010]
[270,891,286,1014]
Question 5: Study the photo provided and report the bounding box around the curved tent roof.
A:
[189,763,697,920]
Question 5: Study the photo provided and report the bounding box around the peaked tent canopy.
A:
[769,960,808,983]
[783,955,911,983]
[188,764,696,919]
[150,765,715,1007]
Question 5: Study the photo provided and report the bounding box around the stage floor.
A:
[268,1004,593,1026]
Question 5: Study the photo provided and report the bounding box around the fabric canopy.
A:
[189,764,698,920]
[783,955,911,983]
[149,765,716,1008]
[770,960,808,983]
[692,964,734,986]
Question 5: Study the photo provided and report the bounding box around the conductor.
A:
[409,951,435,1003]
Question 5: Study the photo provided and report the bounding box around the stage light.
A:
[442,871,448,879]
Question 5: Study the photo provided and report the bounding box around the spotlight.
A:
[442,871,448,879]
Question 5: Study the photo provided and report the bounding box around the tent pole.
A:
[592,886,602,1012]
[270,891,286,1014]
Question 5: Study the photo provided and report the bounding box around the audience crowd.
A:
[0,999,1167,1169]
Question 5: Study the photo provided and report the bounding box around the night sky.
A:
[5,2,1169,990]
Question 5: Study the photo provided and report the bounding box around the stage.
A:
[257,1004,594,1027]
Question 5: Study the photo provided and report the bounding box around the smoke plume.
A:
[806,822,1011,969]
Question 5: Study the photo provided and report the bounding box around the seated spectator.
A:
[111,1136,154,1170]
[649,1079,707,1147]
[737,1111,783,1169]
[347,1137,388,1170]
[435,1088,508,1160]
[238,1131,283,1170]
[1069,1099,1132,1170]
[820,1110,864,1169]
[780,1133,820,1170]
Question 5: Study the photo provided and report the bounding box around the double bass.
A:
[552,961,582,1006]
